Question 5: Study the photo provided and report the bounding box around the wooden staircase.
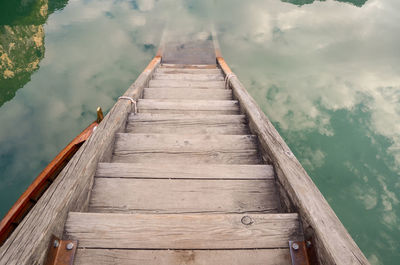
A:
[63,64,304,264]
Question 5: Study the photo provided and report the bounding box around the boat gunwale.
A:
[0,121,98,246]
[0,56,161,265]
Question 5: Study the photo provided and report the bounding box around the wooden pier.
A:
[0,37,370,265]
[69,62,298,264]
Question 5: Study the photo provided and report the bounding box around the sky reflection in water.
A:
[0,0,399,264]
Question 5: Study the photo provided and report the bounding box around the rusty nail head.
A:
[53,240,59,248]
[66,242,74,250]
[241,216,254,225]
[292,242,299,250]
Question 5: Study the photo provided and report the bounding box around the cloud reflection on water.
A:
[0,0,399,264]
[212,0,399,263]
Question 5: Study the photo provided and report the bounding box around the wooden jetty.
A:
[0,37,370,265]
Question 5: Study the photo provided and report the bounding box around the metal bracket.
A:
[289,241,310,265]
[44,235,77,265]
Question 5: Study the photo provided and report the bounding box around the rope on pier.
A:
[119,96,137,114]
[224,73,236,89]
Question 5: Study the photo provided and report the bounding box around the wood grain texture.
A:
[149,80,225,89]
[219,58,370,265]
[74,249,291,265]
[112,133,262,164]
[153,73,224,81]
[143,87,232,100]
[156,68,222,74]
[138,99,240,115]
[65,212,302,249]
[0,57,161,265]
[162,39,216,65]
[128,113,245,122]
[160,64,217,69]
[96,163,275,180]
[126,113,248,135]
[89,178,279,213]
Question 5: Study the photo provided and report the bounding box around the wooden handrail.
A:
[0,121,98,246]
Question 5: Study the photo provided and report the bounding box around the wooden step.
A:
[96,163,274,180]
[89,178,279,213]
[126,113,248,134]
[156,68,222,74]
[138,99,240,115]
[149,80,225,89]
[143,87,232,100]
[75,249,291,265]
[65,212,302,249]
[112,133,262,164]
[152,73,224,81]
[160,64,217,69]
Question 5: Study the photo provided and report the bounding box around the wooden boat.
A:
[0,37,370,265]
[0,113,102,246]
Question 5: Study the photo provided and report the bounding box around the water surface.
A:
[0,0,399,264]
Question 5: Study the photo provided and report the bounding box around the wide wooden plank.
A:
[160,64,217,69]
[65,213,302,249]
[75,249,291,265]
[218,58,370,264]
[89,179,279,213]
[112,150,260,164]
[112,133,262,164]
[126,113,248,134]
[149,80,225,88]
[153,73,224,81]
[156,68,222,74]
[138,99,239,115]
[162,39,216,65]
[0,56,161,265]
[128,113,245,122]
[96,163,275,180]
[143,87,232,100]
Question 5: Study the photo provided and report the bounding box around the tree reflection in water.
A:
[0,0,68,107]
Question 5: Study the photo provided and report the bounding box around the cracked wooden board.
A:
[65,212,302,249]
[89,178,279,214]
[126,113,248,134]
[74,249,291,265]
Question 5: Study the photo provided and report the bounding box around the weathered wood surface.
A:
[65,212,302,249]
[149,80,225,88]
[161,64,217,69]
[0,57,161,265]
[153,73,224,81]
[112,133,262,164]
[162,39,216,65]
[219,58,370,264]
[143,87,232,100]
[96,163,275,180]
[156,68,222,74]
[89,179,279,213]
[138,99,240,115]
[74,249,291,265]
[126,113,248,135]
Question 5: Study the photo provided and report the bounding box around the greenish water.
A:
[0,0,399,264]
